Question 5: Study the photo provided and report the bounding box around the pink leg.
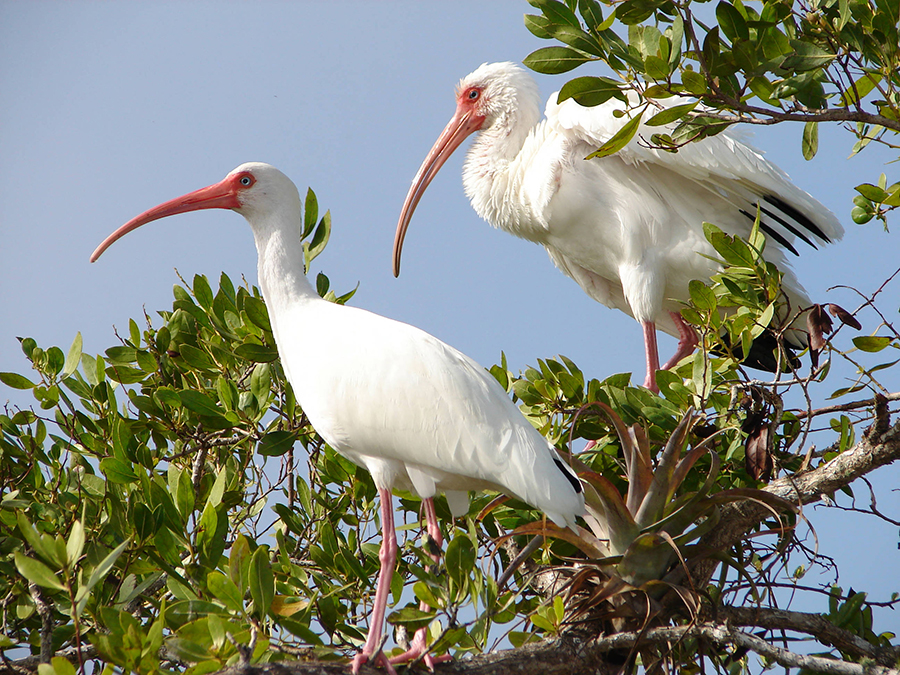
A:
[660,311,699,371]
[642,320,661,393]
[388,498,452,669]
[352,488,398,675]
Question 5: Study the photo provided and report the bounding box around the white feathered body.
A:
[247,179,582,528]
[460,63,843,338]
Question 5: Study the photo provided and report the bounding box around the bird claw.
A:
[388,648,452,671]
[352,649,398,675]
[387,628,452,671]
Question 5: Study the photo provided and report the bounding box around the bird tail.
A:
[714,328,802,372]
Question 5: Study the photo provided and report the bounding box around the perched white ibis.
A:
[394,62,844,392]
[90,162,585,672]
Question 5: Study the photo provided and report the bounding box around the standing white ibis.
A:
[394,62,844,392]
[90,162,584,672]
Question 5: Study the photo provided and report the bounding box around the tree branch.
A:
[717,605,900,668]
[202,619,900,675]
[692,104,900,134]
[690,414,900,587]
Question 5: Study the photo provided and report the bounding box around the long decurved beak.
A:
[90,178,240,262]
[392,107,484,277]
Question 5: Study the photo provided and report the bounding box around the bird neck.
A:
[250,219,320,313]
[461,104,548,241]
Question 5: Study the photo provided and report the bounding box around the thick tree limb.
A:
[203,618,900,675]
[690,415,900,588]
[717,606,900,668]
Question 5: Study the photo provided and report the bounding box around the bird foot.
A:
[388,629,451,670]
[388,647,452,671]
[352,649,398,675]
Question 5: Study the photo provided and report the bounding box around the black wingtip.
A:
[762,194,831,244]
[554,457,583,494]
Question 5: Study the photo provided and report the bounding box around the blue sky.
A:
[2,1,897,637]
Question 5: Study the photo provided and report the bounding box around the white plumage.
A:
[394,62,844,391]
[91,162,584,672]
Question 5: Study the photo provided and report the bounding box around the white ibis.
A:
[90,162,584,672]
[394,62,844,392]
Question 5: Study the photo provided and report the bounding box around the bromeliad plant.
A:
[524,403,797,596]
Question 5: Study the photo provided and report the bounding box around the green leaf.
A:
[666,15,684,66]
[132,503,161,541]
[105,346,137,364]
[104,365,145,384]
[716,1,749,41]
[413,580,442,609]
[79,538,130,617]
[196,501,218,557]
[681,70,707,96]
[579,0,605,31]
[689,280,717,311]
[0,372,35,390]
[855,183,889,202]
[549,24,603,55]
[643,54,670,80]
[14,551,65,591]
[557,76,625,107]
[528,0,581,26]
[16,512,52,563]
[230,534,252,592]
[445,535,476,591]
[207,571,245,613]
[192,274,213,310]
[617,0,664,24]
[178,344,216,371]
[585,110,643,159]
[85,539,130,595]
[234,343,279,363]
[208,467,228,508]
[39,657,77,675]
[250,363,272,401]
[249,546,274,617]
[61,332,83,379]
[781,41,835,71]
[645,101,698,127]
[802,121,819,160]
[66,520,85,567]
[851,206,874,224]
[386,606,435,631]
[524,46,592,74]
[257,430,298,457]
[99,457,139,484]
[243,295,271,332]
[178,390,226,418]
[302,188,318,239]
[304,211,331,270]
[852,336,893,352]
[524,13,554,39]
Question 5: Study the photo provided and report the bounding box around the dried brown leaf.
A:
[806,303,832,351]
[827,303,862,330]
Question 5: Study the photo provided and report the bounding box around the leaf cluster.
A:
[523,0,900,225]
[1,191,898,674]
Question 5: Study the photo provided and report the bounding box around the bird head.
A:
[392,62,541,277]
[90,162,299,262]
[455,62,540,133]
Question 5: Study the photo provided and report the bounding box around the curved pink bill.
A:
[392,107,484,277]
[90,177,241,262]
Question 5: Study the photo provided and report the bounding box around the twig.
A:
[27,584,53,665]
